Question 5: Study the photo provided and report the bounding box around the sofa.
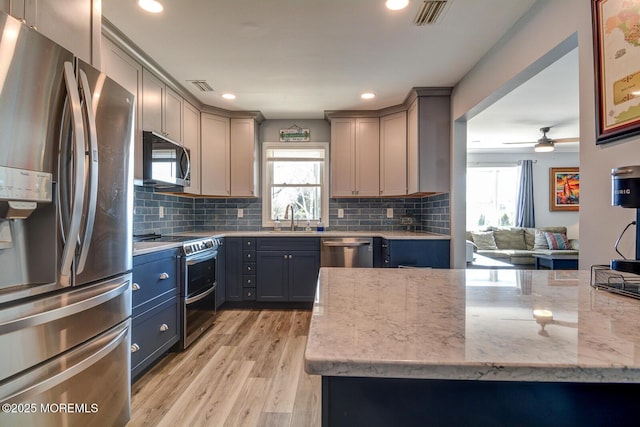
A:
[466,226,579,267]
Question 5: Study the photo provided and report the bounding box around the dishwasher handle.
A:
[322,240,371,247]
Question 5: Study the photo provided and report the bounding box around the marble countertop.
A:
[133,230,449,256]
[304,268,640,383]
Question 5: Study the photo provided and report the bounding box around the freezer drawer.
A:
[0,274,131,380]
[0,319,131,427]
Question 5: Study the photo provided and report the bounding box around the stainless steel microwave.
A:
[142,131,190,189]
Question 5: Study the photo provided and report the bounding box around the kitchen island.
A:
[304,268,640,426]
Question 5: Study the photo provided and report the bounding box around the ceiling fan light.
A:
[386,0,410,11]
[534,141,554,152]
[138,0,163,13]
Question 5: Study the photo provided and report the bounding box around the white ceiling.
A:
[467,47,580,153]
[103,0,538,121]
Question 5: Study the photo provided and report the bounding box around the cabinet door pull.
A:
[131,343,140,353]
[284,255,288,259]
[159,324,169,332]
[132,283,141,291]
[289,254,293,259]
[159,272,170,280]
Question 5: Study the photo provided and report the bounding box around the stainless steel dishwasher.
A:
[321,237,373,267]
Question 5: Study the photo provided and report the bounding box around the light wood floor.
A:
[127,308,321,427]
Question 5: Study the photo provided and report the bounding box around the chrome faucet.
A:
[284,204,295,231]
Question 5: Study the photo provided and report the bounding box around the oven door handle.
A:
[185,284,217,305]
[186,251,217,265]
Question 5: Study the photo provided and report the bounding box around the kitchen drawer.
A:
[256,237,319,251]
[244,262,256,274]
[243,288,257,301]
[243,238,256,250]
[243,250,256,261]
[243,275,256,287]
[131,297,179,378]
[132,255,179,312]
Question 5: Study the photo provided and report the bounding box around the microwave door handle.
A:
[59,61,87,279]
[182,147,190,182]
[75,69,99,274]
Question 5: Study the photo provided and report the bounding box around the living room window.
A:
[262,142,329,227]
[466,165,519,229]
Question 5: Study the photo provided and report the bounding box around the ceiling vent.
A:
[414,0,449,26]
[188,80,214,92]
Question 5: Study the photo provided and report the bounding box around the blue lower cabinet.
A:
[224,237,244,301]
[255,238,320,303]
[256,251,288,302]
[132,248,180,380]
[383,239,450,268]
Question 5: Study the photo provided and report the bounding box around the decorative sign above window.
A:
[279,125,310,142]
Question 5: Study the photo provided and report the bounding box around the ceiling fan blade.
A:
[552,137,580,143]
[503,141,536,145]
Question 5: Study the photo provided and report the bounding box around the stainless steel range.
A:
[180,237,220,349]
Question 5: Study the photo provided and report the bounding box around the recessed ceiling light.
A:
[386,0,409,11]
[222,93,236,100]
[138,0,163,13]
[361,92,376,100]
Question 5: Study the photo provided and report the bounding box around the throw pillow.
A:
[534,230,549,249]
[543,232,570,250]
[471,231,498,250]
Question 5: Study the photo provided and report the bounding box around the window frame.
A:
[261,141,330,228]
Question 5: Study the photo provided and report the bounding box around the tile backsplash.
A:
[133,187,450,235]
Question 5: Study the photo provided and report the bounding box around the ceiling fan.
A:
[504,127,579,152]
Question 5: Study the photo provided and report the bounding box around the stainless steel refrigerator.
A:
[0,11,134,426]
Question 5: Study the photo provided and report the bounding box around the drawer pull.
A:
[131,343,140,353]
[159,272,170,280]
[132,283,140,291]
[159,324,169,332]
[247,253,252,259]
[247,279,252,284]
[247,241,252,246]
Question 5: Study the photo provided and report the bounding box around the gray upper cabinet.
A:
[331,117,380,197]
[142,68,183,144]
[230,118,258,197]
[183,101,201,195]
[2,0,100,66]
[101,36,143,180]
[142,69,164,136]
[407,93,451,194]
[380,111,407,196]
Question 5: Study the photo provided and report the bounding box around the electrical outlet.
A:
[159,206,164,219]
[338,208,344,218]
[237,208,244,218]
[386,208,393,219]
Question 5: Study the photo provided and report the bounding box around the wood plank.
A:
[223,377,271,427]
[127,309,320,427]
[154,348,250,427]
[262,335,306,413]
[288,309,312,337]
[256,412,292,427]
[290,371,322,427]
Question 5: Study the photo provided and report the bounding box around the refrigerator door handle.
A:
[76,69,99,274]
[59,61,86,279]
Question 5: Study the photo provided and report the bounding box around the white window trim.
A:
[261,142,330,228]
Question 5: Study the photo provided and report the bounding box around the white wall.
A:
[451,0,640,268]
[466,151,579,238]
